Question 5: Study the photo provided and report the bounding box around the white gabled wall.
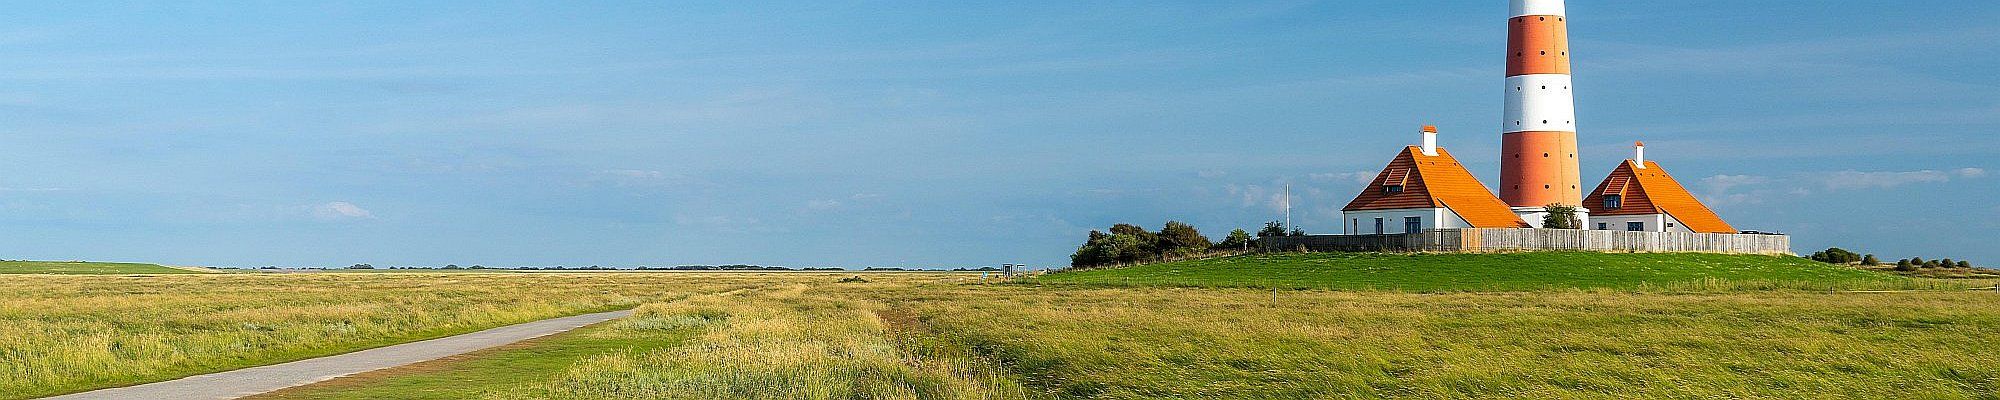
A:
[1341,207,1474,234]
[1588,213,1692,232]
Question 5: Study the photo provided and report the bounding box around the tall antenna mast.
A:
[1284,185,1293,232]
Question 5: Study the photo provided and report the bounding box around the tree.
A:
[347,263,374,270]
[1158,221,1213,256]
[1940,259,1956,269]
[1070,231,1116,267]
[1861,254,1879,266]
[1911,257,1926,266]
[1214,229,1253,251]
[1257,221,1288,238]
[1109,224,1160,255]
[1542,204,1581,229]
[1958,261,1973,269]
[1924,260,1941,269]
[1895,259,1916,271]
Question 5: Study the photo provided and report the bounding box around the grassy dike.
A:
[1034,252,1937,291]
[0,261,199,275]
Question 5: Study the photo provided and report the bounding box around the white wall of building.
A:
[1341,207,1473,235]
[1588,213,1692,233]
[1514,207,1589,229]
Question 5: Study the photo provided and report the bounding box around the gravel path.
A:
[43,309,635,400]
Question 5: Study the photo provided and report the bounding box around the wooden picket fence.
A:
[1261,228,1791,255]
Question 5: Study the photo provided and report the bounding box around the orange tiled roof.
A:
[1344,147,1529,228]
[1583,160,1735,233]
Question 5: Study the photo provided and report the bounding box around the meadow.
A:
[8,255,2000,399]
[0,272,836,399]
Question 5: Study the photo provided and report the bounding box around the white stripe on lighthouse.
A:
[1511,0,1566,17]
[1502,74,1576,134]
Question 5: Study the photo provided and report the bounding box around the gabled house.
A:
[1342,127,1531,234]
[1582,142,1735,233]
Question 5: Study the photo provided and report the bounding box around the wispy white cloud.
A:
[586,169,704,189]
[1699,168,1989,205]
[1310,171,1377,185]
[805,199,843,211]
[1820,170,1955,190]
[310,202,374,220]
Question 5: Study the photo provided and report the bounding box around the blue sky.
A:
[0,1,1993,268]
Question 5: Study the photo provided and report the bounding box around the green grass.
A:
[0,260,198,275]
[898,285,2000,399]
[254,321,699,400]
[1037,252,1923,292]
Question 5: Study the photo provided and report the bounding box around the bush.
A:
[1862,254,1879,266]
[836,275,868,283]
[1895,260,1917,272]
[1808,248,1862,264]
[1940,259,1956,269]
[1213,229,1253,251]
[1959,261,1974,269]
[1257,221,1288,238]
[1158,221,1213,256]
[1542,204,1582,229]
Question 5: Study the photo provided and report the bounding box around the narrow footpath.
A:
[43,309,635,400]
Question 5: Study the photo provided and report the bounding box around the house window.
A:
[1627,222,1645,231]
[1404,217,1422,233]
[1603,194,1623,210]
[1384,185,1404,194]
[1597,222,1608,230]
[1374,218,1384,235]
[1667,223,1676,228]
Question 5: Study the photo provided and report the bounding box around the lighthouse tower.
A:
[1500,0,1585,226]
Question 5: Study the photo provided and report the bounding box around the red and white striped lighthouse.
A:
[1500,0,1583,221]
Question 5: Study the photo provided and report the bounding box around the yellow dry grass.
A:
[494,282,1026,400]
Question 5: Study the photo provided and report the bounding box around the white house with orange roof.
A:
[1582,142,1736,233]
[1341,127,1531,235]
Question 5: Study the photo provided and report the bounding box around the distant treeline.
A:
[247,263,1004,272]
[1070,221,1301,268]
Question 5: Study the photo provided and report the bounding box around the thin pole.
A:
[1284,185,1293,233]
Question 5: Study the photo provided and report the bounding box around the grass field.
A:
[0,260,198,275]
[1035,252,1943,291]
[8,255,2000,399]
[0,272,823,399]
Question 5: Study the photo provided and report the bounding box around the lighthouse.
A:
[1500,0,1585,226]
